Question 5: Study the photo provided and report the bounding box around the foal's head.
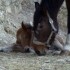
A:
[33,2,55,44]
[16,22,32,47]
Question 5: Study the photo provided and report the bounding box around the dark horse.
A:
[33,0,70,54]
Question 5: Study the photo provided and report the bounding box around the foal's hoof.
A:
[24,48,30,53]
[0,49,4,52]
[35,50,46,56]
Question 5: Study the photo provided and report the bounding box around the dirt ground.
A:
[0,52,70,70]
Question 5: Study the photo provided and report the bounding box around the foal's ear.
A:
[34,2,40,10]
[21,22,27,30]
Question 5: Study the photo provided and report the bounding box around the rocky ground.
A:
[0,52,70,70]
[0,0,70,70]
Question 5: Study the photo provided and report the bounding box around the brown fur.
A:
[15,22,47,55]
[0,22,47,55]
[16,22,32,47]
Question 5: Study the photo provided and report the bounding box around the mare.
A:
[33,0,70,54]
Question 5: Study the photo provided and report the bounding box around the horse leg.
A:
[63,0,70,54]
[46,0,64,51]
[46,0,64,33]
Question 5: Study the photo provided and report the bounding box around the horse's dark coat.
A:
[33,0,64,32]
[66,0,70,33]
[33,0,70,44]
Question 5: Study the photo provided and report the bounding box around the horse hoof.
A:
[60,50,70,55]
[61,44,70,55]
[24,48,30,53]
[64,44,70,51]
[0,49,4,52]
[37,53,46,56]
[35,50,46,56]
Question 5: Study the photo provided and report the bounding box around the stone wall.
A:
[0,0,36,45]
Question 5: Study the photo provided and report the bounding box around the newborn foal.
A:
[16,22,47,55]
[0,22,47,56]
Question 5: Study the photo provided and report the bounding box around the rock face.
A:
[0,0,35,45]
[0,0,67,46]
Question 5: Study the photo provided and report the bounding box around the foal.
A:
[0,22,47,55]
[16,22,47,55]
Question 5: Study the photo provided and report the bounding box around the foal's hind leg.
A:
[0,44,24,53]
[0,44,16,52]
